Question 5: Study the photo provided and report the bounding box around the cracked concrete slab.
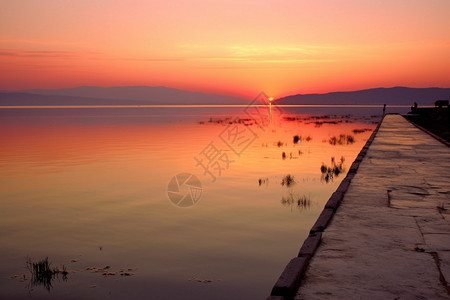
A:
[295,115,450,299]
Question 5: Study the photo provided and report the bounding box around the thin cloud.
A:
[0,49,101,58]
[191,57,336,64]
[175,43,353,64]
[0,38,81,47]
[113,57,185,62]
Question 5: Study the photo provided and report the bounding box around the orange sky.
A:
[1,0,449,98]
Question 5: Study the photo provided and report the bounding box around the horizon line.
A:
[0,104,418,109]
[2,85,449,100]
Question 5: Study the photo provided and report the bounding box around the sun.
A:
[268,97,274,102]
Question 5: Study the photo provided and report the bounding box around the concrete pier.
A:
[269,114,450,299]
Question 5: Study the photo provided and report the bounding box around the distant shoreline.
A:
[1,86,449,107]
[0,104,417,109]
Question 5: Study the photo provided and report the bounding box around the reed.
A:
[26,257,67,291]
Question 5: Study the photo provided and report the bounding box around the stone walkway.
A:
[294,115,450,299]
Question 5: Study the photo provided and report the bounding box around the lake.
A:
[0,104,409,299]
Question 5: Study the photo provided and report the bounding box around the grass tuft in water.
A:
[26,257,67,291]
[281,192,311,210]
[320,157,345,183]
[281,174,295,187]
[328,134,355,145]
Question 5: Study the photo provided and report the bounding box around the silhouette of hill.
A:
[15,86,251,105]
[0,92,149,106]
[1,86,449,106]
[276,87,450,106]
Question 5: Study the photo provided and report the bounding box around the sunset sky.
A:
[1,0,449,98]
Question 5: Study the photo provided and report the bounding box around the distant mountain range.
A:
[0,86,251,106]
[276,87,450,106]
[0,86,449,106]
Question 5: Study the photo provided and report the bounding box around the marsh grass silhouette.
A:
[258,177,269,186]
[321,157,345,183]
[281,192,311,211]
[293,135,312,144]
[328,134,355,145]
[26,257,67,292]
[281,174,295,187]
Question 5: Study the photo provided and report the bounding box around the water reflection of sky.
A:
[0,106,379,299]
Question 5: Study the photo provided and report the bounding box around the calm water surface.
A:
[0,105,403,299]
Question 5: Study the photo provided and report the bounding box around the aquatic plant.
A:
[328,134,355,145]
[346,135,354,144]
[293,135,312,144]
[281,192,311,210]
[258,177,268,186]
[281,174,295,187]
[26,257,67,291]
[320,157,345,183]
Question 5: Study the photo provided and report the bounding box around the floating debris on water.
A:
[87,266,109,273]
[86,266,137,277]
[189,276,213,283]
[9,274,27,282]
[352,128,372,134]
[102,271,116,276]
[201,117,255,126]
